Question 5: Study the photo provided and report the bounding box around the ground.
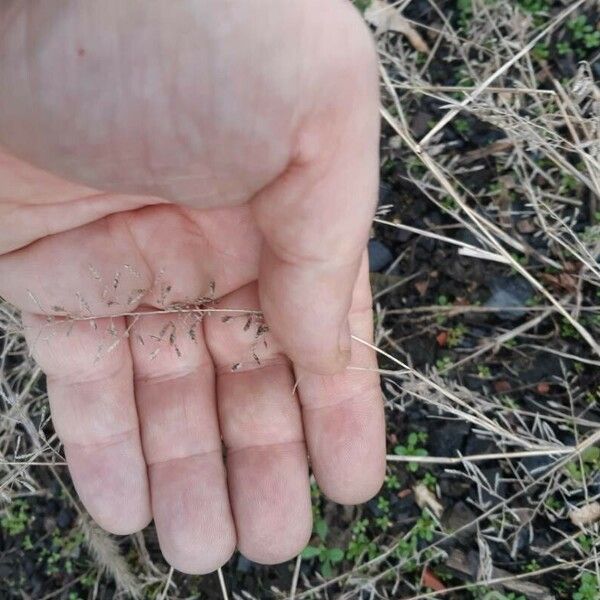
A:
[1,0,600,598]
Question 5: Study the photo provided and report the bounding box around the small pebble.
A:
[56,508,73,530]
[368,239,394,272]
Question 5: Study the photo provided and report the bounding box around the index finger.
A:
[294,256,386,504]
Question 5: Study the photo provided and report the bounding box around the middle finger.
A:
[204,283,312,564]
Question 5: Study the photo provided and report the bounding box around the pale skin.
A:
[0,0,386,573]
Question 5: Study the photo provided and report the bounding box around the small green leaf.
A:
[315,519,328,541]
[582,446,600,463]
[565,462,582,481]
[301,545,321,559]
[327,548,345,563]
[321,561,332,578]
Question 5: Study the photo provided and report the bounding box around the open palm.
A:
[0,0,385,573]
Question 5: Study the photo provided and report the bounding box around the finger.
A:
[295,255,386,504]
[251,18,380,375]
[128,311,236,574]
[204,284,312,564]
[22,313,151,534]
[0,204,260,317]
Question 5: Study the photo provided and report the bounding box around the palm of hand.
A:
[0,0,386,573]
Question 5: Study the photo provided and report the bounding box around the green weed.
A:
[568,16,600,56]
[302,513,345,578]
[574,573,600,600]
[447,323,468,348]
[1,499,31,536]
[394,432,428,472]
[565,446,600,482]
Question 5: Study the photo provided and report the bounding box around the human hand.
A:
[0,0,385,573]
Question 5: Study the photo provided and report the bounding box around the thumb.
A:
[252,33,380,375]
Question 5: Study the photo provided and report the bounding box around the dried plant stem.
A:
[417,0,588,148]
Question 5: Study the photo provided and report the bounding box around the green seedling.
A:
[394,510,438,573]
[576,535,594,554]
[544,496,562,512]
[385,474,401,490]
[457,0,473,29]
[574,572,600,600]
[568,16,600,55]
[518,0,549,14]
[477,364,491,378]
[441,195,458,211]
[1,499,31,536]
[437,294,450,306]
[531,42,549,61]
[565,446,600,482]
[421,471,437,490]
[454,118,471,135]
[346,518,378,562]
[42,528,85,576]
[525,559,540,572]
[302,511,344,577]
[447,323,467,348]
[301,545,345,578]
[394,432,428,472]
[436,356,453,371]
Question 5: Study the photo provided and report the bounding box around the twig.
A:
[289,554,302,600]
[217,567,229,600]
[387,447,574,465]
[158,567,174,600]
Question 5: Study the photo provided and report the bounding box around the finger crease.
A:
[63,427,139,452]
[134,365,210,385]
[147,447,223,468]
[226,439,305,456]
[301,382,381,411]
